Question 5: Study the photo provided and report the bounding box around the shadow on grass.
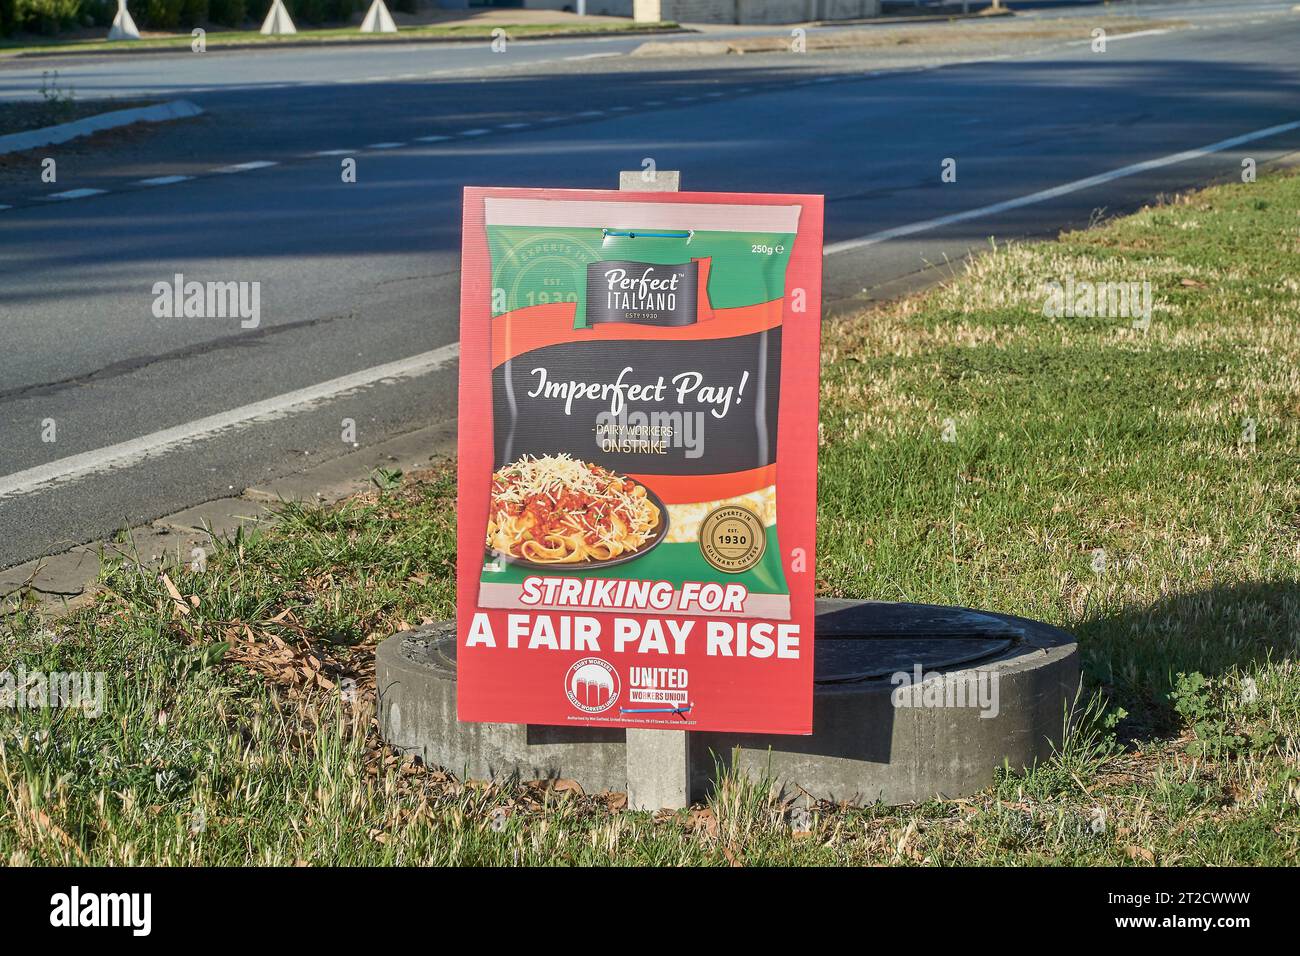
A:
[1072,577,1300,742]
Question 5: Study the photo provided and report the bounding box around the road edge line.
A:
[0,343,459,500]
[826,118,1300,254]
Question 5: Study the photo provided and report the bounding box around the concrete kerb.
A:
[376,601,1080,805]
[0,100,203,156]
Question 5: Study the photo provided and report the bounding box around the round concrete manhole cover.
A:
[813,599,1020,684]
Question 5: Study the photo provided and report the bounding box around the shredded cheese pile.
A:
[493,454,612,504]
[489,454,660,560]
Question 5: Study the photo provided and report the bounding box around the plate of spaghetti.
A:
[486,454,668,568]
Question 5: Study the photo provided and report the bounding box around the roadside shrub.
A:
[142,0,182,28]
[137,0,209,29]
[207,0,244,26]
[290,0,321,22]
[11,0,83,34]
[247,0,355,26]
[290,0,355,24]
[393,0,417,13]
[83,0,113,26]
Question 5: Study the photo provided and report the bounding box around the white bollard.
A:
[359,0,398,33]
[107,0,141,41]
[260,0,298,35]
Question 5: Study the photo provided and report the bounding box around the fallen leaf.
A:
[894,819,918,859]
[1125,845,1155,863]
[687,807,718,839]
[159,574,190,616]
[34,810,88,863]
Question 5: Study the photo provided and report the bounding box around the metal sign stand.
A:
[616,168,692,811]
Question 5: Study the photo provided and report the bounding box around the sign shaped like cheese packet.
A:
[458,187,822,735]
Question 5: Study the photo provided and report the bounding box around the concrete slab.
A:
[0,546,101,607]
[244,422,454,504]
[156,497,271,538]
[2,520,238,610]
[105,526,220,571]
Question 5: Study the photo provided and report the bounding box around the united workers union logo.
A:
[565,657,620,714]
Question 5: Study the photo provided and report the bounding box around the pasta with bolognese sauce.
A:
[487,454,662,564]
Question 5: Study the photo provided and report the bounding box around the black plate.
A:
[485,482,671,572]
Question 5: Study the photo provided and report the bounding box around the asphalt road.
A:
[1,0,1298,569]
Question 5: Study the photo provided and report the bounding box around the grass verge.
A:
[631,16,1186,57]
[2,170,1298,865]
[0,21,679,57]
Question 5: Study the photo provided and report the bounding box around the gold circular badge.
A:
[699,505,766,573]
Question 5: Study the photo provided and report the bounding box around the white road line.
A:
[498,122,531,129]
[0,343,461,501]
[214,161,278,173]
[137,175,194,186]
[607,105,632,112]
[825,118,1300,255]
[564,52,620,61]
[366,141,405,149]
[415,135,450,143]
[312,149,354,156]
[1103,28,1171,41]
[1066,28,1172,46]
[575,110,605,117]
[461,128,491,136]
[43,188,107,200]
[0,204,11,211]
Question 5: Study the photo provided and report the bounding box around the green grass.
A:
[2,171,1299,865]
[0,21,678,57]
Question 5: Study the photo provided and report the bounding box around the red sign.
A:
[457,186,822,735]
